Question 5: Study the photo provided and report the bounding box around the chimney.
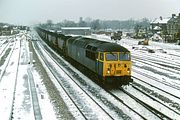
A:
[172,14,176,18]
[160,16,163,20]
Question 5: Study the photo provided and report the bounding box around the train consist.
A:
[36,28,133,86]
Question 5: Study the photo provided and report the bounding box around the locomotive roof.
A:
[74,37,129,52]
[48,33,128,53]
[97,43,130,52]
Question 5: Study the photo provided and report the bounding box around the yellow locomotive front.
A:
[98,52,132,85]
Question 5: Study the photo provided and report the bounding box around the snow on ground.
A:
[34,33,142,120]
[85,34,114,43]
[0,38,20,119]
[0,32,180,119]
[91,34,180,116]
[0,32,57,120]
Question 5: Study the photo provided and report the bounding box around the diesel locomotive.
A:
[36,27,133,86]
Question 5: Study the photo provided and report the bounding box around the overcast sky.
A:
[0,0,180,25]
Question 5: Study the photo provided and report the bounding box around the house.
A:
[150,14,180,42]
[150,16,170,35]
[167,13,180,42]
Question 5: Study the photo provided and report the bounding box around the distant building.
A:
[150,16,170,35]
[61,27,91,35]
[150,14,180,42]
[0,24,20,36]
[167,13,180,42]
[1,25,11,36]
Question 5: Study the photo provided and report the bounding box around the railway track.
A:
[121,40,180,118]
[33,33,180,119]
[107,89,160,119]
[0,40,8,51]
[132,52,180,92]
[11,34,43,120]
[32,35,153,119]
[121,88,176,119]
[131,81,180,113]
[0,38,13,58]
[131,72,180,119]
[108,84,180,119]
[132,76,180,107]
[0,35,20,55]
[0,37,8,47]
[169,53,180,58]
[133,68,180,91]
[33,40,117,120]
[132,75,180,99]
[0,38,20,119]
[132,54,180,73]
[132,58,180,89]
[108,86,180,120]
[0,34,43,119]
[132,52,180,68]
[0,38,17,81]
[129,84,180,118]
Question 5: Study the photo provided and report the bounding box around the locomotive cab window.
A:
[106,53,118,61]
[119,53,130,60]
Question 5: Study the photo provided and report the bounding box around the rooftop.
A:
[151,17,171,24]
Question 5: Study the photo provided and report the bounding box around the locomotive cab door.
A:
[96,52,104,76]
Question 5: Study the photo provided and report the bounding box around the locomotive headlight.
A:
[107,68,110,74]
[127,68,130,73]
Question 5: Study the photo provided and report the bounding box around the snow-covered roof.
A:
[151,17,171,24]
[3,25,9,28]
[153,26,161,30]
